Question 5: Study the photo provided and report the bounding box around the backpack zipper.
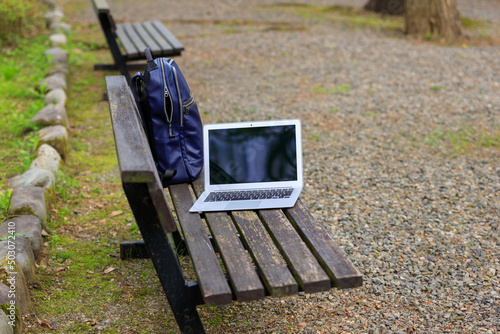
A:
[161,59,175,138]
[170,63,184,127]
[183,96,196,114]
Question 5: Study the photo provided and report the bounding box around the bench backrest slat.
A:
[106,76,157,183]
[92,0,110,14]
[106,76,178,233]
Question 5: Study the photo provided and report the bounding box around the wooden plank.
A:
[105,76,156,183]
[115,24,140,58]
[231,211,298,297]
[121,23,148,57]
[192,178,265,302]
[142,21,175,55]
[285,200,363,289]
[169,183,233,306]
[152,20,185,52]
[105,75,178,233]
[92,0,110,14]
[132,22,162,55]
[258,209,331,293]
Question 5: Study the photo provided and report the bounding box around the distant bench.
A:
[105,75,363,333]
[92,0,184,82]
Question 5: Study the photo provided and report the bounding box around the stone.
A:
[7,168,55,191]
[0,310,14,334]
[44,88,67,105]
[43,48,68,68]
[0,253,31,314]
[41,0,59,9]
[30,144,61,175]
[37,73,67,92]
[47,65,68,76]
[37,125,69,161]
[0,237,35,283]
[31,103,69,128]
[0,216,42,260]
[49,33,67,47]
[49,22,72,34]
[44,9,64,27]
[8,187,49,221]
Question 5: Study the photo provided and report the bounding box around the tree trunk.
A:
[364,0,405,15]
[405,0,462,39]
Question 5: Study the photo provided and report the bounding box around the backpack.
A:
[131,48,203,187]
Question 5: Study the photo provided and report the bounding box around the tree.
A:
[364,0,462,39]
[364,0,404,15]
[405,0,462,39]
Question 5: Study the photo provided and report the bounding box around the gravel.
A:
[76,0,499,332]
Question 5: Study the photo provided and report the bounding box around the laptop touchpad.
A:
[225,201,261,210]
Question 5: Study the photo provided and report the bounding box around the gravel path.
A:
[76,1,499,332]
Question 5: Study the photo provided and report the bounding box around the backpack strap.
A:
[144,47,158,71]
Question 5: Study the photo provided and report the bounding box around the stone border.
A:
[1,1,71,332]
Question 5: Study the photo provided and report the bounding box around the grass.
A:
[271,3,405,34]
[314,84,351,94]
[423,127,500,154]
[0,36,49,204]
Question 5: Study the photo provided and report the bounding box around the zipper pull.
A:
[168,123,175,138]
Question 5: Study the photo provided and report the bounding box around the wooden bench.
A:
[92,0,184,83]
[105,75,363,333]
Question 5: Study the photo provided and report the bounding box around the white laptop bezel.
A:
[203,119,303,192]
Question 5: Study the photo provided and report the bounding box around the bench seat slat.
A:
[231,211,298,297]
[142,21,176,55]
[152,20,185,52]
[286,200,363,289]
[116,24,139,58]
[258,209,331,293]
[120,23,148,57]
[192,178,265,302]
[169,183,233,306]
[115,24,140,58]
[131,22,162,55]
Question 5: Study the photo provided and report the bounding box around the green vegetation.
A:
[0,36,49,203]
[271,3,404,33]
[314,84,351,94]
[424,127,500,154]
[0,0,45,46]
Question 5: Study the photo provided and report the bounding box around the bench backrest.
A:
[105,75,177,233]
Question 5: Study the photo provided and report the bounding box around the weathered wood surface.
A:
[259,209,331,293]
[169,183,233,306]
[106,75,177,232]
[231,210,298,297]
[192,178,265,302]
[286,200,363,289]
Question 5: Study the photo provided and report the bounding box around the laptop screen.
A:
[208,125,298,185]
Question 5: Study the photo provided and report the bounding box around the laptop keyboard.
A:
[204,188,293,202]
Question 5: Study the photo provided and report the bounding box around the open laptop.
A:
[189,119,303,212]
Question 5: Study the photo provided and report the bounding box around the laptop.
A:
[189,119,303,212]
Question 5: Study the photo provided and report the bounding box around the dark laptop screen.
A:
[208,125,297,185]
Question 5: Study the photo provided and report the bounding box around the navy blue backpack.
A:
[131,48,203,187]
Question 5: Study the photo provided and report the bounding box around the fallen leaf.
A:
[56,267,66,273]
[41,230,50,237]
[298,322,307,328]
[407,326,416,334]
[109,210,123,217]
[91,319,97,326]
[87,271,95,274]
[103,267,116,274]
[37,317,53,329]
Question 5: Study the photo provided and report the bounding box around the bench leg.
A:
[123,183,206,333]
